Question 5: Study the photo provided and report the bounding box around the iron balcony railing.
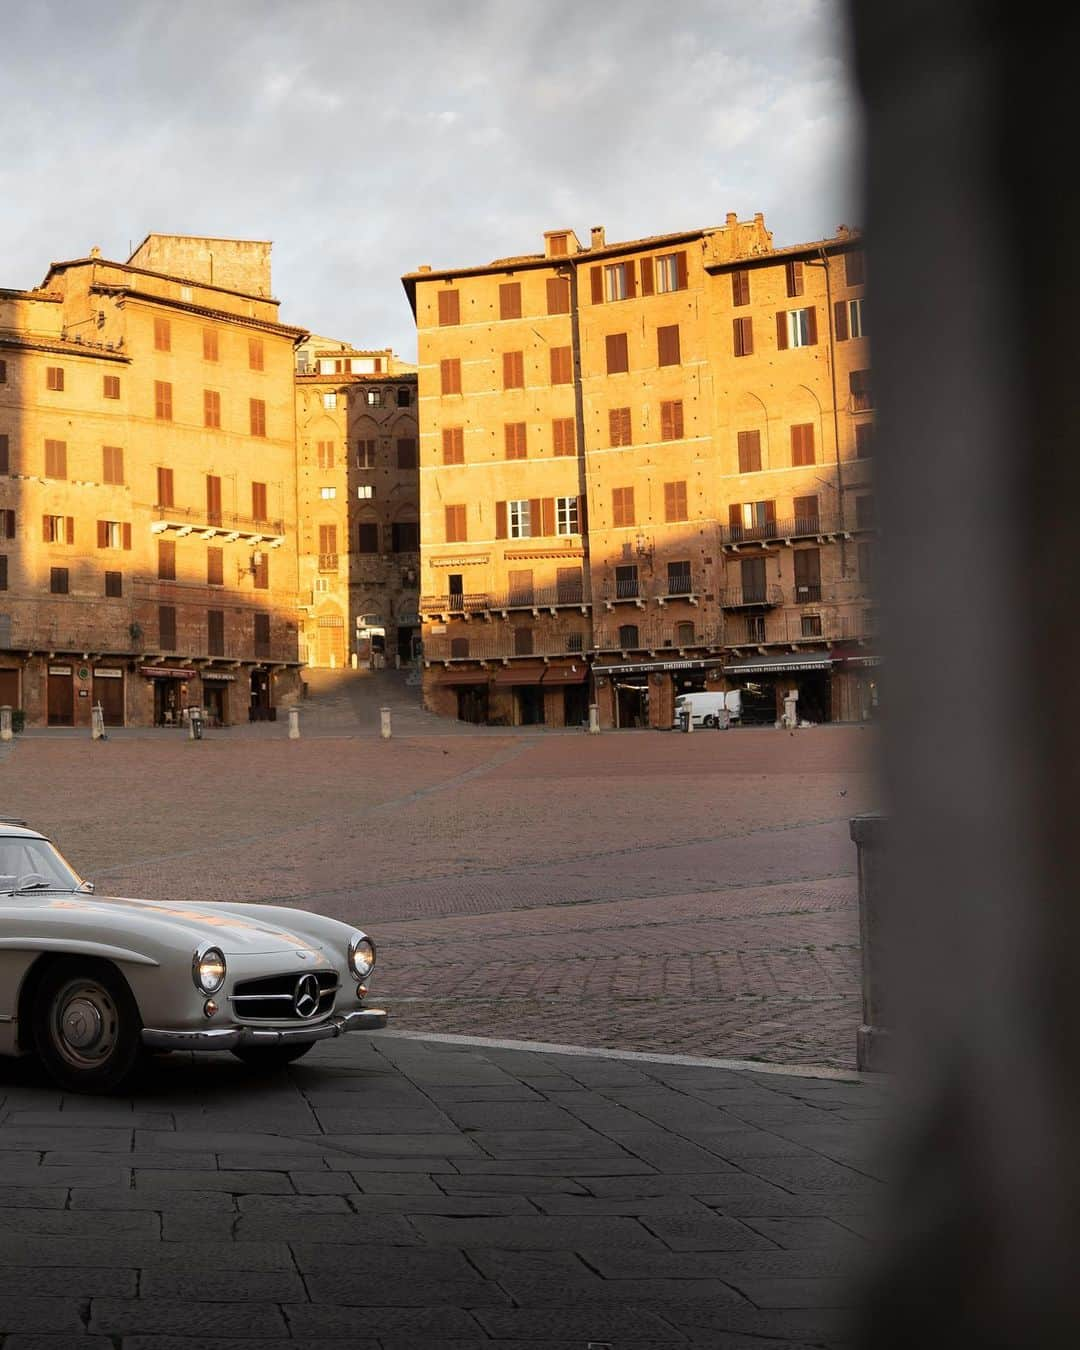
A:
[488,583,589,610]
[720,512,843,546]
[420,592,489,615]
[726,609,877,647]
[718,584,785,609]
[153,503,286,536]
[423,633,589,662]
[318,554,339,573]
[659,572,701,598]
[600,576,646,601]
[592,623,724,652]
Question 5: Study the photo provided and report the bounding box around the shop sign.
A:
[93,669,123,679]
[139,665,197,680]
[598,658,722,676]
[201,672,236,681]
[48,666,72,676]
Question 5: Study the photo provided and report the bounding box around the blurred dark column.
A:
[847,2,1080,1344]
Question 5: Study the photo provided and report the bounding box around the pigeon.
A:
[839,788,848,797]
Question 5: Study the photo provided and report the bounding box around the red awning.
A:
[492,660,548,686]
[540,664,587,685]
[430,667,490,686]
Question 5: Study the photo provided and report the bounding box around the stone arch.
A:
[732,391,770,474]
[781,384,826,470]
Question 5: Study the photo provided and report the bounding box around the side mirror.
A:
[77,880,96,894]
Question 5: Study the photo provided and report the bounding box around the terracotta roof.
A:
[87,283,308,340]
[0,287,62,303]
[0,334,129,363]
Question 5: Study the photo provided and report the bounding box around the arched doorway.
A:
[316,612,346,668]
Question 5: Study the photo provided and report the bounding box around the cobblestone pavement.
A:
[0,1032,893,1349]
[3,670,878,1068]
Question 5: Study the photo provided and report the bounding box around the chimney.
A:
[725,212,738,227]
[89,245,101,259]
[417,264,432,273]
[590,225,606,249]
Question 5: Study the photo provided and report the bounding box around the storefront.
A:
[141,665,197,727]
[46,665,74,727]
[200,671,236,726]
[594,657,726,729]
[249,668,273,721]
[830,648,880,722]
[91,667,125,726]
[722,652,834,725]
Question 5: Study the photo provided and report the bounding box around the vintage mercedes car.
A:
[0,821,387,1092]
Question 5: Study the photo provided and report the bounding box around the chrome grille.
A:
[229,970,338,1021]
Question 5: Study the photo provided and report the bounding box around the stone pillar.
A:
[850,813,887,1070]
[288,706,300,740]
[379,706,392,739]
[0,706,11,741]
[588,704,600,734]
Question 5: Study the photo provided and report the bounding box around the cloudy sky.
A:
[0,0,860,361]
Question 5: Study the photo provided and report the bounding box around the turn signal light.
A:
[203,1000,218,1018]
[356,984,368,1000]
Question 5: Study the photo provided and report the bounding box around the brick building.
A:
[0,235,305,727]
[403,214,876,728]
[294,337,419,667]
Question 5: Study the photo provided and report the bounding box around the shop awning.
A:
[596,658,724,676]
[492,660,548,686]
[540,664,587,685]
[723,652,833,675]
[430,666,491,686]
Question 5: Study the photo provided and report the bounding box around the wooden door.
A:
[47,672,73,726]
[0,668,18,710]
[92,673,124,726]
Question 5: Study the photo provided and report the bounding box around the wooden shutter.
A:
[675,251,688,290]
[737,430,761,473]
[794,495,820,527]
[791,424,815,466]
[806,307,818,345]
[728,504,742,529]
[834,300,849,341]
[553,417,575,456]
[438,289,460,325]
[495,501,507,539]
[440,358,460,394]
[206,475,222,522]
[733,317,753,357]
[785,260,804,297]
[639,258,654,296]
[546,276,569,314]
[578,495,587,533]
[550,347,572,384]
[0,434,7,474]
[96,520,107,548]
[527,498,541,537]
[657,325,680,365]
[794,548,821,589]
[157,466,173,506]
[499,282,522,320]
[776,312,788,350]
[502,351,521,388]
[606,333,628,374]
[732,269,750,306]
[65,517,74,544]
[252,482,267,519]
[623,261,636,299]
[590,266,603,303]
[663,483,677,521]
[541,498,556,537]
[207,546,223,584]
[845,249,865,286]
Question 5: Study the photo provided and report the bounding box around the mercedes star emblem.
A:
[293,973,321,1019]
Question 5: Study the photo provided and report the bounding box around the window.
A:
[43,514,73,544]
[207,547,223,586]
[365,389,383,406]
[514,627,534,656]
[566,632,584,653]
[503,350,524,389]
[252,552,269,590]
[316,440,335,469]
[157,539,176,580]
[96,520,131,550]
[154,317,171,351]
[850,369,873,412]
[660,400,684,441]
[44,439,67,479]
[102,444,124,485]
[555,496,579,536]
[667,560,692,594]
[785,260,805,297]
[845,249,865,286]
[46,366,64,391]
[546,276,570,314]
[397,438,417,469]
[356,484,374,499]
[794,548,822,603]
[675,621,695,646]
[731,269,750,306]
[855,422,874,459]
[508,499,531,538]
[207,610,225,657]
[549,233,568,256]
[606,333,629,374]
[504,422,527,459]
[248,337,264,371]
[156,466,174,507]
[50,567,69,594]
[206,474,222,525]
[440,358,462,394]
[155,380,173,419]
[438,289,460,326]
[103,374,120,399]
[392,521,419,552]
[253,612,271,657]
[609,407,632,447]
[558,567,584,604]
[856,494,876,528]
[801,613,823,638]
[448,636,470,658]
[737,430,762,473]
[729,500,777,540]
[0,434,7,474]
[203,328,219,361]
[654,252,685,293]
[397,386,411,407]
[794,494,820,532]
[858,541,874,584]
[745,612,766,642]
[834,296,866,340]
[612,486,635,528]
[499,282,522,320]
[357,440,376,468]
[657,324,681,366]
[603,263,633,302]
[553,417,576,456]
[322,392,337,410]
[445,504,467,543]
[249,398,266,437]
[733,316,753,357]
[791,423,816,466]
[618,624,640,649]
[252,482,267,519]
[442,427,464,464]
[203,389,221,428]
[664,481,688,523]
[550,346,572,384]
[0,359,6,383]
[777,307,818,349]
[508,568,534,605]
[104,570,122,598]
[0,509,15,540]
[318,524,338,558]
[614,564,639,599]
[357,523,379,553]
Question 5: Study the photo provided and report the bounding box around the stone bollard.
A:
[684,708,694,734]
[91,703,105,741]
[850,812,888,1071]
[188,707,203,741]
[588,704,600,734]
[380,706,392,740]
[288,706,300,740]
[0,706,11,742]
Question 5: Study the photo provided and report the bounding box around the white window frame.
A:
[508,499,531,539]
[555,496,578,536]
[366,389,382,406]
[654,254,678,293]
[847,297,865,339]
[102,521,122,548]
[314,577,329,594]
[322,392,337,410]
[44,514,65,543]
[356,484,374,500]
[787,308,813,348]
[319,486,337,500]
[603,263,629,302]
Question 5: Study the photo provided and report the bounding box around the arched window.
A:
[618,624,640,650]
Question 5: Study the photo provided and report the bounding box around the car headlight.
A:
[348,934,376,979]
[192,945,226,994]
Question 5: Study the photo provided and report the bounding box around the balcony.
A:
[725,608,876,649]
[600,576,647,608]
[488,583,590,614]
[151,503,286,545]
[318,554,339,573]
[657,572,702,605]
[718,584,784,609]
[423,632,588,662]
[720,512,845,548]
[419,592,489,619]
[592,623,723,653]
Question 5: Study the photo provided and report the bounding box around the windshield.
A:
[0,837,83,894]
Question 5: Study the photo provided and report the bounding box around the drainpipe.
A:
[806,247,848,574]
[562,261,595,699]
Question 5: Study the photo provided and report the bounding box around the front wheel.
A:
[33,958,145,1093]
[703,715,716,728]
[231,1042,315,1071]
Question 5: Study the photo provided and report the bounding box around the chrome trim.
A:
[229,983,341,1003]
[141,1007,388,1050]
[192,943,226,995]
[348,933,376,979]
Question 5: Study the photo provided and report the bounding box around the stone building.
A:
[0,235,305,727]
[403,214,875,728]
[294,337,419,667]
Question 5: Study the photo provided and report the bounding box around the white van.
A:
[673,690,742,729]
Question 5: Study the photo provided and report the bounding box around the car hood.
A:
[33,893,332,958]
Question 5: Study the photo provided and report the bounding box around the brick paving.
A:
[4,668,877,1069]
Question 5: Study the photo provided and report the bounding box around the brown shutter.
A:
[528,499,541,537]
[639,258,654,296]
[42,514,49,542]
[663,483,676,520]
[675,251,688,290]
[673,401,684,438]
[495,501,507,539]
[765,499,776,523]
[776,312,788,350]
[97,520,107,548]
[66,517,75,544]
[578,495,587,532]
[806,306,818,345]
[590,266,603,303]
[728,504,742,529]
[546,276,569,314]
[541,498,556,537]
[834,300,849,341]
[624,260,636,299]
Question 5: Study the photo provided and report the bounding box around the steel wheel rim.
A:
[50,978,120,1068]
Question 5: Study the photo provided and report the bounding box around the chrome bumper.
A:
[141,1007,388,1051]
